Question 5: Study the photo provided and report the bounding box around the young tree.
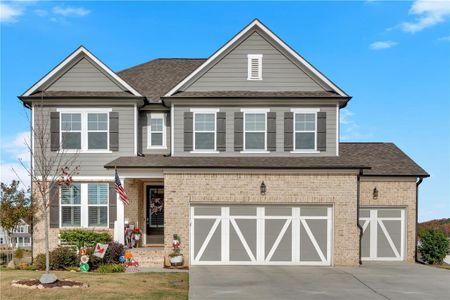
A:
[18,101,79,283]
[0,181,35,248]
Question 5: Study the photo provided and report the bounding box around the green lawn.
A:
[0,269,188,300]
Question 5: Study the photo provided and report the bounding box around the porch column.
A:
[114,178,125,244]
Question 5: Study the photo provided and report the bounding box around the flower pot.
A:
[134,234,141,241]
[169,255,183,266]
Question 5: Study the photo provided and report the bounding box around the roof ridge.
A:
[340,142,392,144]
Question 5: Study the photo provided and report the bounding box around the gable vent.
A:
[247,54,263,80]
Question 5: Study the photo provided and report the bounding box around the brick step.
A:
[128,247,165,267]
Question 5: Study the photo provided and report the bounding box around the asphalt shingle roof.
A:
[105,143,428,177]
[169,91,343,98]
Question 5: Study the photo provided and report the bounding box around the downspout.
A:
[415,177,424,262]
[356,169,363,265]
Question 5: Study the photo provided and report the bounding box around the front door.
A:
[146,186,164,244]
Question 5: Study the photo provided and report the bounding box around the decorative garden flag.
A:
[93,243,109,258]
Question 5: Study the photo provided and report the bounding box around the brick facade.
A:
[164,172,360,266]
[360,178,417,262]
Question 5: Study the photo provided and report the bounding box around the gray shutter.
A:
[284,112,293,151]
[234,112,243,151]
[49,184,59,228]
[109,183,117,229]
[317,112,327,151]
[184,112,193,151]
[109,112,119,151]
[50,112,60,152]
[216,112,226,152]
[267,112,276,151]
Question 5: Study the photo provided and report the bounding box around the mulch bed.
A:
[11,279,88,289]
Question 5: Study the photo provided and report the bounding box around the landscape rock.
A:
[7,260,15,269]
[39,273,58,284]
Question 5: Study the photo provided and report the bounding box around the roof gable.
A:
[22,46,141,97]
[166,19,348,97]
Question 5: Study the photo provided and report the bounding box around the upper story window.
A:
[192,109,218,152]
[247,54,263,80]
[242,109,268,152]
[61,183,109,228]
[58,108,112,152]
[147,113,166,149]
[292,109,318,151]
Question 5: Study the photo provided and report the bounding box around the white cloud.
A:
[0,3,23,23]
[340,109,373,141]
[34,9,48,17]
[52,6,90,17]
[400,0,450,33]
[369,40,398,50]
[0,131,31,187]
[2,131,31,163]
[0,162,30,188]
[438,35,450,41]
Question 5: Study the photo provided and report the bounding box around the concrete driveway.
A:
[189,263,450,300]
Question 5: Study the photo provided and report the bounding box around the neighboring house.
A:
[19,20,428,266]
[0,219,32,248]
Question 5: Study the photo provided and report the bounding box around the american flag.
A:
[115,169,129,205]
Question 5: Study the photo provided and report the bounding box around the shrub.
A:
[33,247,79,270]
[419,228,449,265]
[96,263,125,273]
[14,248,25,259]
[60,229,112,248]
[103,242,124,264]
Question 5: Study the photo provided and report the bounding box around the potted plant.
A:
[168,234,183,266]
[133,228,142,241]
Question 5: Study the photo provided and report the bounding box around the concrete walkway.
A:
[189,262,450,300]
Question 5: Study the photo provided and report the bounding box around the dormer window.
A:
[247,54,263,80]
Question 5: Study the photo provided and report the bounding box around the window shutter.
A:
[50,112,60,152]
[109,183,117,229]
[109,112,119,151]
[49,184,59,228]
[284,112,293,151]
[184,112,193,151]
[216,112,226,152]
[267,112,276,151]
[234,112,243,151]
[317,112,327,151]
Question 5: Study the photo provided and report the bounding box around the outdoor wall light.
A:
[260,181,267,195]
[373,187,379,200]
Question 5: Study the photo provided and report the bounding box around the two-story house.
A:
[20,20,428,267]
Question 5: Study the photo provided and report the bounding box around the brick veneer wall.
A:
[164,172,359,266]
[359,178,417,262]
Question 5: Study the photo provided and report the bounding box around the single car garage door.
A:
[359,208,405,261]
[190,205,332,265]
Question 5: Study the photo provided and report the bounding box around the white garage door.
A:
[190,205,332,265]
[359,208,405,261]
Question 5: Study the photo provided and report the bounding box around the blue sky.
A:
[1,1,449,221]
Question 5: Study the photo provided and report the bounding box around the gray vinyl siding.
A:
[33,103,135,176]
[47,58,124,92]
[139,111,171,155]
[173,105,337,156]
[184,32,325,92]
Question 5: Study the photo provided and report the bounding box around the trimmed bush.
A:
[88,241,124,270]
[33,247,79,270]
[14,248,25,259]
[60,229,112,248]
[419,228,449,265]
[96,263,125,273]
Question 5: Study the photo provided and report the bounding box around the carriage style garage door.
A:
[359,208,406,261]
[190,205,332,265]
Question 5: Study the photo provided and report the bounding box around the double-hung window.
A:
[60,183,109,228]
[61,184,81,227]
[242,109,268,152]
[58,108,111,152]
[293,109,318,151]
[148,113,166,148]
[88,183,109,227]
[192,109,218,152]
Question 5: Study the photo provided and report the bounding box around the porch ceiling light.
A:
[373,187,379,200]
[260,181,266,195]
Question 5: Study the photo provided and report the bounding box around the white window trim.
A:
[191,109,218,153]
[60,183,109,229]
[241,109,268,153]
[57,108,112,154]
[147,113,167,149]
[291,108,319,153]
[247,54,263,80]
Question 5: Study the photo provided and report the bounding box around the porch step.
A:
[128,247,165,267]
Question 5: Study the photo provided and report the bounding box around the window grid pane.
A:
[151,133,163,146]
[294,113,316,150]
[61,184,81,205]
[88,207,108,227]
[194,113,215,150]
[87,113,108,150]
[195,113,215,131]
[150,118,163,132]
[88,183,108,205]
[244,113,266,150]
